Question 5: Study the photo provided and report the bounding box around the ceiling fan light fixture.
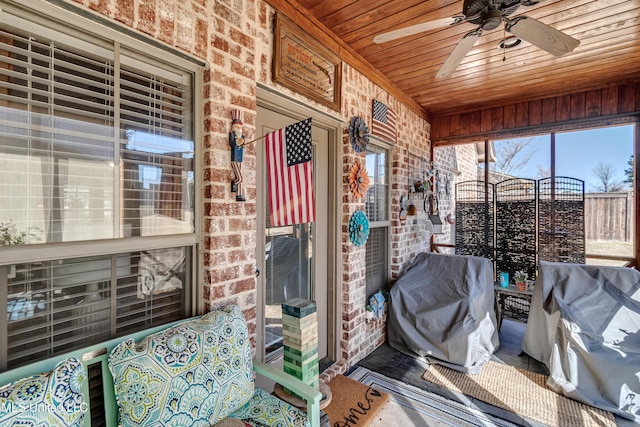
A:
[498,36,522,49]
[480,10,504,30]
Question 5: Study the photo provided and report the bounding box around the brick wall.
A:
[389,115,431,280]
[432,144,479,252]
[432,146,456,248]
[63,0,435,378]
[455,144,480,182]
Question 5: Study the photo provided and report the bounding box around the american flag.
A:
[265,118,315,227]
[372,100,397,143]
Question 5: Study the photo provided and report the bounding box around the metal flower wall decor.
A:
[348,162,370,198]
[348,116,369,153]
[348,210,370,246]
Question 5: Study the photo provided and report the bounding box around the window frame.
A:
[0,0,204,265]
[365,137,392,298]
[0,0,205,369]
[473,125,636,266]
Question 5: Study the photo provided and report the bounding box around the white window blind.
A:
[0,24,195,245]
[365,147,389,222]
[365,228,388,297]
[2,247,190,370]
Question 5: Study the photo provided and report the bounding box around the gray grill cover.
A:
[523,261,640,422]
[387,252,499,374]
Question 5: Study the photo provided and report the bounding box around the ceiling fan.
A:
[373,0,580,78]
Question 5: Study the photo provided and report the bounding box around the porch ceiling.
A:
[288,0,640,118]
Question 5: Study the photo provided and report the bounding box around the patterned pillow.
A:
[109,305,255,427]
[229,388,310,427]
[0,357,86,427]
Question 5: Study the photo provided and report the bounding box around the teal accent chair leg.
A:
[253,360,322,427]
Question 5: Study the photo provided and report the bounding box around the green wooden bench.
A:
[0,309,322,427]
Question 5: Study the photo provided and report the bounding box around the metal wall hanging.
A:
[348,210,370,246]
[348,162,370,198]
[406,151,442,232]
[348,116,369,153]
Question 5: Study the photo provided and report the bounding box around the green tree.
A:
[624,155,634,185]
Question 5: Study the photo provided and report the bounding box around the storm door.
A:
[256,106,329,363]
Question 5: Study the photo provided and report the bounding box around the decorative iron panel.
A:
[538,177,585,264]
[455,181,495,262]
[495,179,537,281]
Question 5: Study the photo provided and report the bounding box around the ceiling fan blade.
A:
[436,30,481,78]
[374,15,465,44]
[521,0,550,6]
[506,16,579,56]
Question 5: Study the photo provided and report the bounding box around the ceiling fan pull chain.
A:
[503,25,507,62]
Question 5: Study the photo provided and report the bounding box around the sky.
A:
[493,124,634,192]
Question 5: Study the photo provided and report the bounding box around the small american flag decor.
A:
[372,100,397,144]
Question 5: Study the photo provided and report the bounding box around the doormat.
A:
[422,361,616,427]
[323,374,390,427]
[349,367,518,426]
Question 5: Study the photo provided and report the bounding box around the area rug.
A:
[422,361,616,427]
[323,373,390,426]
[348,367,519,427]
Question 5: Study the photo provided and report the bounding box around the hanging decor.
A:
[229,109,246,202]
[348,162,370,198]
[413,180,426,193]
[273,14,342,111]
[348,210,370,246]
[371,99,397,144]
[407,202,417,216]
[444,175,452,196]
[399,195,408,221]
[348,116,369,153]
[435,170,443,197]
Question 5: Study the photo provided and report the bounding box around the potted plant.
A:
[0,221,31,246]
[0,221,40,247]
[0,221,38,280]
[514,270,528,292]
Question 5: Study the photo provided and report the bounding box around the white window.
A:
[365,142,390,298]
[0,2,201,370]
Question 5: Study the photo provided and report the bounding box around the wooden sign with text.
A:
[273,14,342,112]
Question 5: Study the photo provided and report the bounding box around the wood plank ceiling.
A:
[291,0,640,118]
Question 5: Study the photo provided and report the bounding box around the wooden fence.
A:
[584,192,633,241]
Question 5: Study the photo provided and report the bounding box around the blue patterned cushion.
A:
[0,357,86,427]
[109,305,255,427]
[229,388,309,427]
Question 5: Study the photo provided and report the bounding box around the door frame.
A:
[255,84,342,364]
